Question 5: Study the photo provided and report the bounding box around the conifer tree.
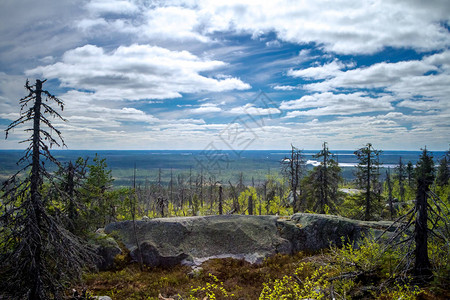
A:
[354,143,382,220]
[436,149,449,187]
[0,79,93,299]
[395,157,406,202]
[303,142,342,214]
[406,161,414,187]
[386,168,394,219]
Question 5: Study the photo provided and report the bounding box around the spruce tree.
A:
[354,143,382,220]
[395,157,406,202]
[303,142,342,214]
[436,149,449,187]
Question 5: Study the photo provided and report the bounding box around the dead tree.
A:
[413,148,434,279]
[248,195,253,215]
[386,168,394,220]
[132,165,143,271]
[282,145,304,212]
[377,148,449,284]
[218,185,223,215]
[0,79,94,299]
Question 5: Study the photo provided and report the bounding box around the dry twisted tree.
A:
[0,79,95,300]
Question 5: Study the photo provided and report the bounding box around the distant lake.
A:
[0,149,446,186]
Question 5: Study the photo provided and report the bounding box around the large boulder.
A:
[105,215,290,266]
[277,213,395,252]
[103,213,395,268]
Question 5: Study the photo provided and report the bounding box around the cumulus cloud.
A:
[84,0,139,16]
[281,92,394,117]
[287,60,353,80]
[189,103,223,114]
[272,85,300,91]
[77,0,450,54]
[290,51,450,113]
[228,103,281,116]
[26,44,250,101]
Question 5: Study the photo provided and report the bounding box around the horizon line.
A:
[0,148,447,152]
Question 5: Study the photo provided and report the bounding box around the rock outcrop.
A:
[101,213,395,269]
[277,213,395,253]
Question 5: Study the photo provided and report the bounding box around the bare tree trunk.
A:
[365,150,371,221]
[264,183,269,215]
[386,168,394,220]
[66,162,77,233]
[132,165,143,271]
[248,195,253,215]
[414,179,432,279]
[29,80,44,300]
[218,185,223,215]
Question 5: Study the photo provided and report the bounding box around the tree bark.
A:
[248,195,253,215]
[414,180,432,279]
[29,79,43,300]
[218,185,223,215]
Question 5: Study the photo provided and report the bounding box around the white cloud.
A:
[273,85,299,91]
[76,0,450,54]
[281,92,394,117]
[287,60,352,80]
[397,100,446,111]
[189,103,223,114]
[26,44,250,101]
[228,103,281,116]
[293,51,450,114]
[301,59,436,92]
[85,0,139,16]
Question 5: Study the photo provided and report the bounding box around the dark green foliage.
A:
[436,149,449,187]
[354,143,383,220]
[302,142,343,214]
[54,157,88,235]
[395,157,406,202]
[80,154,115,229]
[407,161,414,187]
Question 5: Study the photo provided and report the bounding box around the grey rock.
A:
[278,213,395,252]
[92,233,122,270]
[105,215,289,267]
[103,213,395,268]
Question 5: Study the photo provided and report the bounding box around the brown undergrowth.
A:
[78,252,307,300]
[77,248,449,300]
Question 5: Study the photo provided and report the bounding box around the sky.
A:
[0,0,449,151]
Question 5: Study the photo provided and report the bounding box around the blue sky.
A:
[0,0,449,151]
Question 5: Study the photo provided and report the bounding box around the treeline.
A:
[66,142,448,225]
